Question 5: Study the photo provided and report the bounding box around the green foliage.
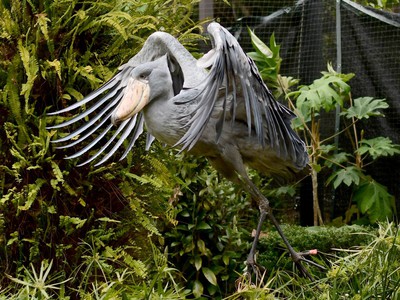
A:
[290,66,353,127]
[247,29,298,99]
[249,29,399,225]
[323,222,400,299]
[257,224,374,271]
[287,65,398,224]
[249,29,398,225]
[355,0,400,11]
[229,222,400,300]
[6,260,71,299]
[0,0,204,297]
[357,137,400,160]
[163,155,253,299]
[353,177,396,223]
[343,97,388,119]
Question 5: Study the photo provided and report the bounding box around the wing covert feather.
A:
[176,22,307,167]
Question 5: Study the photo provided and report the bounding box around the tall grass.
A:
[228,222,400,299]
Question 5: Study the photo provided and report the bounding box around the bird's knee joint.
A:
[258,201,270,214]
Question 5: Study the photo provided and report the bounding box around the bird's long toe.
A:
[244,256,266,284]
[291,249,326,280]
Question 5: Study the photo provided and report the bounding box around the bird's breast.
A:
[142,98,188,147]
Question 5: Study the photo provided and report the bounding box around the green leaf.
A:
[194,256,202,271]
[289,65,353,122]
[45,59,62,79]
[353,178,395,223]
[192,280,203,299]
[202,267,218,286]
[294,75,349,113]
[247,30,284,94]
[65,87,83,101]
[222,254,230,265]
[324,151,352,168]
[59,216,87,235]
[327,166,363,188]
[36,13,51,41]
[96,217,121,223]
[343,97,388,119]
[357,137,400,160]
[196,221,211,230]
[271,185,296,197]
[248,28,272,58]
[7,231,19,246]
[18,39,39,104]
[312,163,322,172]
[197,239,207,254]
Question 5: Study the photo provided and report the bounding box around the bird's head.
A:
[111,54,182,126]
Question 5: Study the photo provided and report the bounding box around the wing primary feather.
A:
[230,74,237,126]
[145,133,156,151]
[47,86,123,129]
[119,113,145,160]
[175,79,220,151]
[47,75,120,115]
[51,91,123,143]
[216,52,230,142]
[55,110,113,149]
[94,116,138,166]
[241,76,253,136]
[65,123,113,160]
[76,119,129,166]
[215,83,228,142]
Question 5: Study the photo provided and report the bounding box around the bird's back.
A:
[173,89,309,185]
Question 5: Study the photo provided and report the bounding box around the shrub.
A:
[0,0,204,297]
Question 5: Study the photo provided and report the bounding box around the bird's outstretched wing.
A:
[47,32,205,166]
[176,22,307,167]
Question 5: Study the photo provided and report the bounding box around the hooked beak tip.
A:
[110,79,150,127]
[110,115,120,126]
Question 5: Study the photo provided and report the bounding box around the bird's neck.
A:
[143,95,188,146]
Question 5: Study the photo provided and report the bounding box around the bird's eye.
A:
[139,74,148,80]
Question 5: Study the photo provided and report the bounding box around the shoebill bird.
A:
[47,22,322,279]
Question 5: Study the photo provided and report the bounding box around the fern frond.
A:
[121,250,147,278]
[46,59,62,80]
[35,13,51,41]
[18,39,39,116]
[50,160,64,191]
[18,178,47,211]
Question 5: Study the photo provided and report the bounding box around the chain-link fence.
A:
[198,0,400,223]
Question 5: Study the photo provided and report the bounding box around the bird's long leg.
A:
[208,149,323,281]
[245,205,267,282]
[240,175,325,281]
[246,207,267,267]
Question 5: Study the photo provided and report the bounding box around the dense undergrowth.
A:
[1,0,399,299]
[0,0,209,297]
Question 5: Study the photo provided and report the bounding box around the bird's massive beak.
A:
[111,78,150,125]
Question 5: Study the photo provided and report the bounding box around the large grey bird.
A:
[47,22,322,279]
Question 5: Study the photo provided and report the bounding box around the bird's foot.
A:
[236,261,266,292]
[242,255,267,285]
[290,249,326,280]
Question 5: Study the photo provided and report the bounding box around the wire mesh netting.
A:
[198,0,400,223]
